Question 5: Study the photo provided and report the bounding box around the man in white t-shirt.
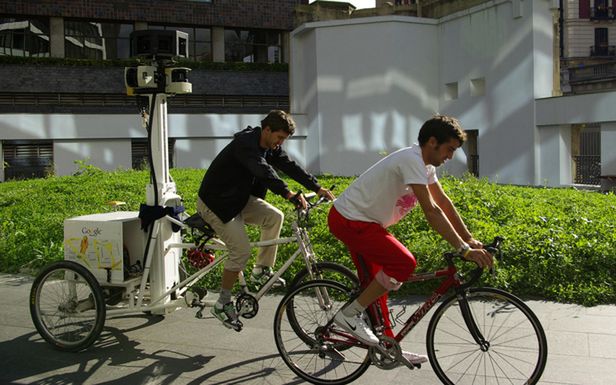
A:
[328,115,493,365]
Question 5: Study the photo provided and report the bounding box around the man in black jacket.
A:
[197,110,334,330]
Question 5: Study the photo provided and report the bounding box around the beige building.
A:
[561,0,616,94]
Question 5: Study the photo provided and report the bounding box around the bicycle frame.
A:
[104,211,319,316]
[391,264,463,342]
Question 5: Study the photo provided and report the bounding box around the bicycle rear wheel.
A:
[426,287,547,385]
[274,279,371,385]
[289,261,359,290]
[30,260,106,352]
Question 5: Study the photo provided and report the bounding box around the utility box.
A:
[64,212,146,285]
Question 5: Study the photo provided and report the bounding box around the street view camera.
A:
[124,30,192,95]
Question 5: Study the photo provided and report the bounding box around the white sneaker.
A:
[401,350,428,365]
[333,311,379,346]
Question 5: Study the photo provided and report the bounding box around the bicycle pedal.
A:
[318,345,345,361]
[231,321,243,332]
[397,356,418,370]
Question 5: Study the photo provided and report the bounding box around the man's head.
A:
[260,110,296,150]
[418,115,467,167]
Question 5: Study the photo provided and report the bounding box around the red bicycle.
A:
[273,237,548,385]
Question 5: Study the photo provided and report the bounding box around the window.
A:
[572,124,601,185]
[579,0,590,19]
[2,140,53,180]
[149,25,212,61]
[591,0,610,19]
[0,17,50,57]
[591,27,610,56]
[470,78,485,96]
[464,130,479,177]
[64,20,133,60]
[224,29,282,63]
[445,82,458,100]
[131,139,175,170]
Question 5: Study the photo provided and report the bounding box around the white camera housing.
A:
[165,67,192,94]
[125,66,158,92]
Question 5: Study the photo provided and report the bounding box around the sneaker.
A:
[401,350,428,365]
[250,266,286,288]
[210,302,243,331]
[333,310,379,346]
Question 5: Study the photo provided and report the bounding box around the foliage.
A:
[1,169,615,305]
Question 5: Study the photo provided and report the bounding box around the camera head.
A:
[124,30,192,96]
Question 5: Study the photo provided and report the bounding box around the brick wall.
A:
[0,65,288,95]
[0,0,308,30]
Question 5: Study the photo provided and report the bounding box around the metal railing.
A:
[590,6,614,20]
[568,61,616,83]
[0,92,289,111]
[573,155,601,185]
[590,45,616,57]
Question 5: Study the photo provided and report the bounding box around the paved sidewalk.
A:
[1,273,615,385]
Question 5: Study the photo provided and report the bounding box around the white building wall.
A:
[437,0,554,184]
[291,0,555,185]
[0,113,309,180]
[291,16,439,176]
[54,140,131,175]
[0,144,3,181]
[601,122,616,185]
[538,124,572,186]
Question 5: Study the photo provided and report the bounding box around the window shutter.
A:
[579,0,590,18]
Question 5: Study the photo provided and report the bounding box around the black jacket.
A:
[198,126,321,223]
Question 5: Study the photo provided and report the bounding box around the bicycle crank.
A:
[236,293,259,318]
[368,335,401,370]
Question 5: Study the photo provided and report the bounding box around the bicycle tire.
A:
[274,279,371,385]
[30,260,106,352]
[287,262,359,346]
[289,261,359,290]
[426,287,547,385]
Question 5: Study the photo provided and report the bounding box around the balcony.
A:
[590,45,616,57]
[590,6,614,20]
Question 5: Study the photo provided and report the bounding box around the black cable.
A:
[141,93,159,268]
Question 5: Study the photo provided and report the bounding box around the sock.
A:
[217,288,232,307]
[252,265,264,274]
[342,299,365,317]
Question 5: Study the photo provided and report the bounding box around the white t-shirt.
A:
[334,145,437,228]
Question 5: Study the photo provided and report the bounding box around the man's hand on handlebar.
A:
[466,237,483,249]
[317,187,335,201]
[287,191,308,210]
[463,248,494,269]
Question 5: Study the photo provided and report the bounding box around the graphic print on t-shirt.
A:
[396,194,418,217]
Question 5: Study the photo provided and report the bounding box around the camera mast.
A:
[124,30,192,308]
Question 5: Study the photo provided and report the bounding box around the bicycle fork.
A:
[456,290,490,351]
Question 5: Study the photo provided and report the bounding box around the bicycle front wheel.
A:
[30,260,106,352]
[274,279,371,385]
[426,287,547,385]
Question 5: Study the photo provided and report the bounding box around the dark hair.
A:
[417,115,466,146]
[261,110,296,135]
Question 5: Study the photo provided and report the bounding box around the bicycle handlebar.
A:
[289,185,336,224]
[448,236,504,290]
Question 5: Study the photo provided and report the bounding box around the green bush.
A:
[1,168,614,305]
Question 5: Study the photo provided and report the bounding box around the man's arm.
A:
[427,181,477,246]
[411,183,492,268]
[268,147,321,192]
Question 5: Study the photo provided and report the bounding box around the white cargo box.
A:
[64,211,146,285]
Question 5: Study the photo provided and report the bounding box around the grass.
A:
[1,164,615,305]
